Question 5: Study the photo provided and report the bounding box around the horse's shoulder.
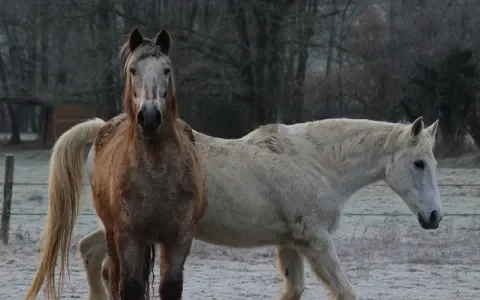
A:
[173,119,205,209]
[173,119,202,168]
[176,118,195,145]
[94,114,127,154]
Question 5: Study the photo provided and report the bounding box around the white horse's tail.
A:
[25,118,105,300]
[85,145,95,181]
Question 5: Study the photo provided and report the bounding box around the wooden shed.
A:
[0,97,54,147]
[50,103,110,142]
[0,98,111,147]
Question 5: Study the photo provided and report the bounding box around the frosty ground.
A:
[1,149,479,300]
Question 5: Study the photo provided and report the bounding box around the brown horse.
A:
[24,28,207,300]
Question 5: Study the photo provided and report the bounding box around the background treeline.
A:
[1,0,479,155]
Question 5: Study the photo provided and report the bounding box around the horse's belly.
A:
[195,196,289,247]
[197,221,283,247]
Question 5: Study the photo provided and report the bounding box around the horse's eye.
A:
[164,67,171,75]
[129,67,136,75]
[414,160,426,170]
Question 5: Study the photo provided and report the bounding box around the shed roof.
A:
[0,97,52,107]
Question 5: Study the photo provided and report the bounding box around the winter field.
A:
[0,149,479,300]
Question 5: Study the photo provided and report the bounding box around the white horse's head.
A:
[385,117,442,230]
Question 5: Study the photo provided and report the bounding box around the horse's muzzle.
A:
[418,210,442,230]
[137,107,162,137]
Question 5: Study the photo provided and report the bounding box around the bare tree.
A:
[1,0,479,152]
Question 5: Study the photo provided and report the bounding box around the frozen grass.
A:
[1,149,480,299]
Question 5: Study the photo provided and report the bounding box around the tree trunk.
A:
[0,51,21,144]
[99,0,118,119]
[40,0,50,89]
[324,0,337,115]
[252,5,268,127]
[266,5,285,123]
[291,0,317,123]
[229,0,262,130]
[6,104,21,144]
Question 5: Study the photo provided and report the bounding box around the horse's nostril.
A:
[430,210,438,222]
[155,110,162,124]
[137,111,144,125]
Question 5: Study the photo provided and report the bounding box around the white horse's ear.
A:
[411,116,424,137]
[426,119,439,138]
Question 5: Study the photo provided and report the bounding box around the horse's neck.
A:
[128,118,180,155]
[304,121,397,197]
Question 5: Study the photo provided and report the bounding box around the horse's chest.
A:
[120,169,192,221]
[123,173,176,202]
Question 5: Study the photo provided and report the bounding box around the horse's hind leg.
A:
[78,228,109,300]
[114,231,148,300]
[276,246,305,300]
[296,230,356,300]
[159,236,193,300]
[101,256,112,299]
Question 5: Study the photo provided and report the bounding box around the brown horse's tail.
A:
[25,118,106,300]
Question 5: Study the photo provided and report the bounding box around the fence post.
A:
[1,154,14,245]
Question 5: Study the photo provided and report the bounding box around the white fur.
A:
[130,56,170,116]
[80,117,441,300]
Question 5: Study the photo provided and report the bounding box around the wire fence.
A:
[7,212,480,217]
[2,181,480,217]
[2,182,480,187]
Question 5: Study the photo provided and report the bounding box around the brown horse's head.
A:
[120,28,177,138]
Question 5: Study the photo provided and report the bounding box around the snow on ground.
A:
[0,149,479,300]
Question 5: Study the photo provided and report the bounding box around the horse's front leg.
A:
[115,231,148,300]
[296,230,356,300]
[78,228,109,300]
[159,234,193,300]
[105,230,120,300]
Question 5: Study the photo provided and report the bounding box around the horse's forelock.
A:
[413,129,436,150]
[120,39,170,73]
[388,123,435,152]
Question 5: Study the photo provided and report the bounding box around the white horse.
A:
[29,116,442,300]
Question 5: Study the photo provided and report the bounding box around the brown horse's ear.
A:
[411,116,424,137]
[129,28,143,51]
[155,29,171,55]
